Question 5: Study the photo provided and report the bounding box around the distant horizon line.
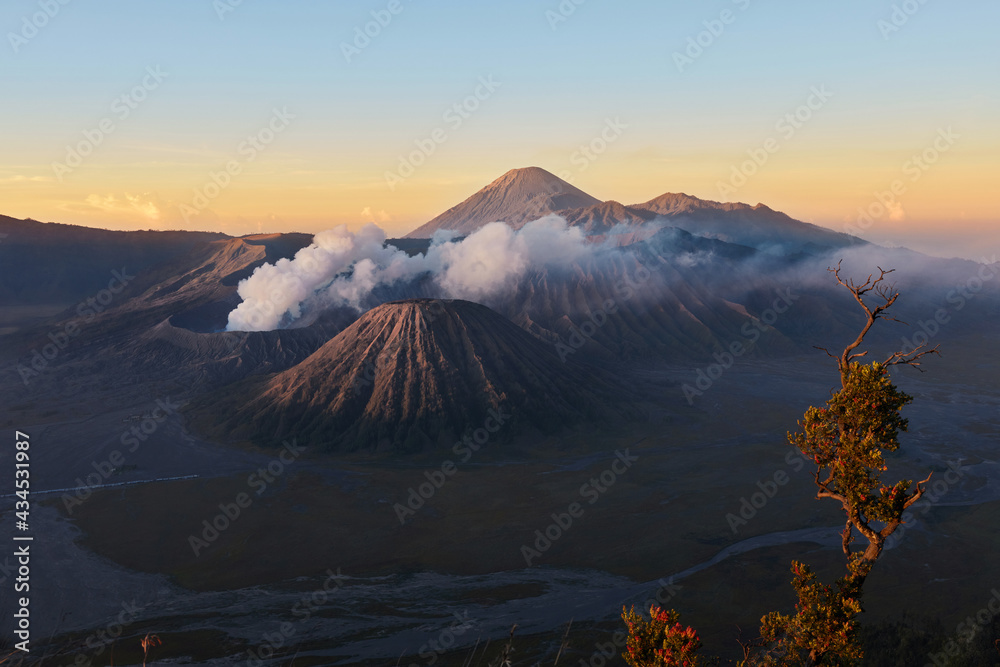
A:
[5,211,998,267]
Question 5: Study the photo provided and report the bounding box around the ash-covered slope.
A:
[491,229,798,364]
[201,299,633,452]
[4,230,315,347]
[405,167,600,238]
[99,233,348,387]
[2,231,324,396]
[131,233,314,317]
[116,310,354,389]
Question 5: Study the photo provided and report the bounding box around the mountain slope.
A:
[1,231,324,398]
[0,215,227,306]
[557,200,658,235]
[405,167,600,238]
[199,299,633,452]
[401,168,864,256]
[629,193,862,254]
[117,312,352,388]
[488,229,798,364]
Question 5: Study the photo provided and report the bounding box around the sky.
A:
[1,0,997,260]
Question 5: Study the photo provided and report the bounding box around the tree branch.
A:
[849,508,879,543]
[841,520,853,555]
[902,472,933,509]
[882,344,941,373]
[829,262,904,384]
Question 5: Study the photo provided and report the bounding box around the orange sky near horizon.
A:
[2,143,995,261]
[2,1,996,260]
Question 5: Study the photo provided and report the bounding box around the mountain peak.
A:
[488,166,567,188]
[405,167,600,238]
[636,192,747,215]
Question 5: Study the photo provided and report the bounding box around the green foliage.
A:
[621,605,706,667]
[757,561,863,666]
[790,362,913,525]
[751,360,923,665]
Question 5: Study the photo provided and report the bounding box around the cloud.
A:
[60,193,298,235]
[361,206,391,222]
[0,175,51,184]
[887,201,906,222]
[74,192,167,223]
[226,216,592,331]
[227,223,415,330]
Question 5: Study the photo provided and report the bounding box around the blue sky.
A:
[2,0,997,258]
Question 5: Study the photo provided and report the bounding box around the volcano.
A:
[198,298,633,452]
[405,167,601,238]
[402,168,864,256]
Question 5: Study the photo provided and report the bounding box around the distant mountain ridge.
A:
[405,167,863,255]
[0,215,228,306]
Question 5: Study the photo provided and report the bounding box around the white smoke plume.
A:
[226,216,590,331]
